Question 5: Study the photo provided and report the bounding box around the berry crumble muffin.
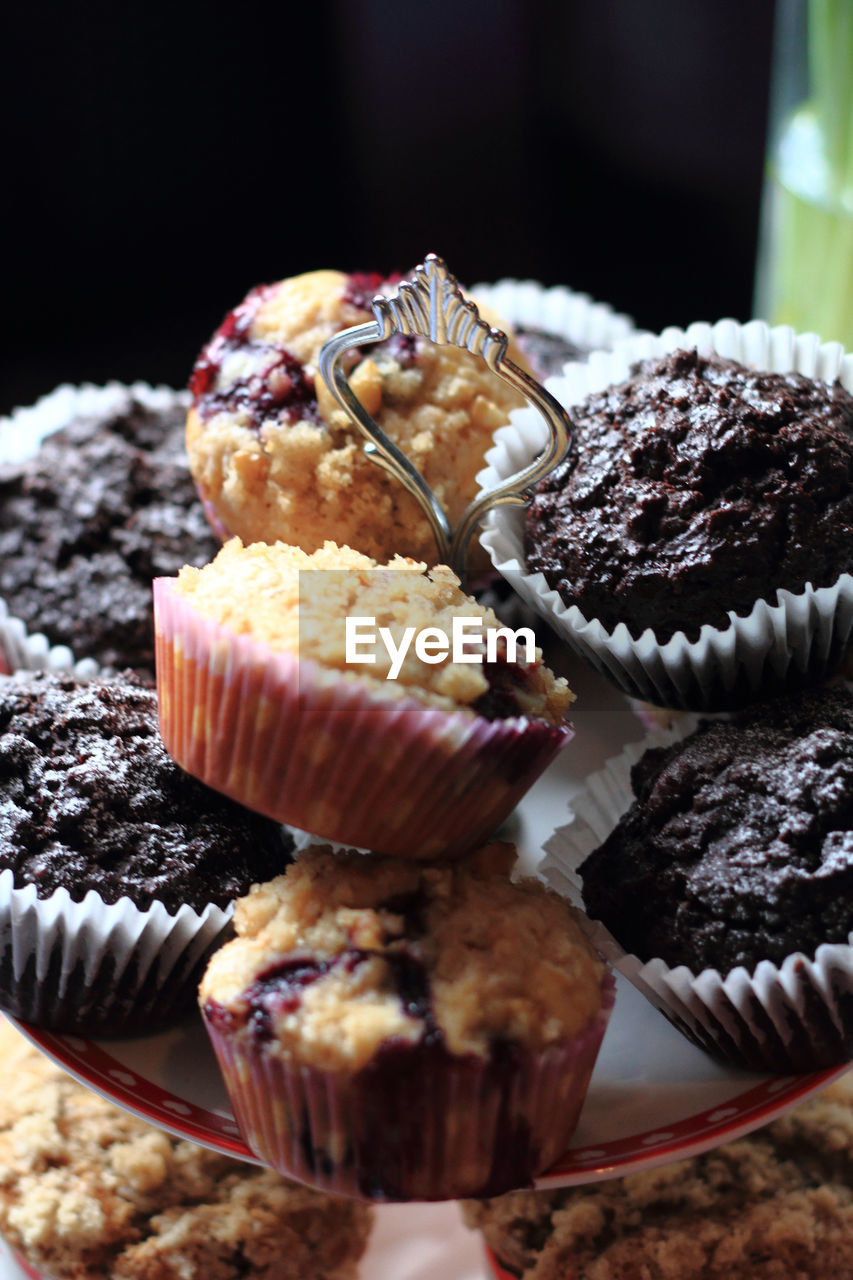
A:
[185,268,526,562]
[155,539,573,858]
[199,843,612,1201]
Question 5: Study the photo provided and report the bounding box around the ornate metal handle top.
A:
[318,253,572,578]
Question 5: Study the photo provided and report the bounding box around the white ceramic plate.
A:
[9,660,849,1194]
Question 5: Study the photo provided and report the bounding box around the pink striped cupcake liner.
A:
[154,578,571,860]
[201,975,614,1202]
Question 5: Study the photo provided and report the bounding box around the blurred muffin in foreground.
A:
[0,1017,372,1280]
[463,1071,853,1279]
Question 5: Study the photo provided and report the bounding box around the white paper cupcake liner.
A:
[478,319,853,710]
[0,382,189,678]
[541,719,853,1072]
[469,278,636,359]
[0,866,231,1035]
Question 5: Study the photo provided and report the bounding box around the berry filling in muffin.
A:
[185,268,527,560]
[199,845,611,1199]
[190,284,321,428]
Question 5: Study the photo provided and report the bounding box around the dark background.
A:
[2,0,775,417]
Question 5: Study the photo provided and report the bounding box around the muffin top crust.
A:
[0,1019,371,1280]
[186,268,526,563]
[0,671,289,912]
[462,1071,853,1280]
[0,389,217,672]
[524,348,853,642]
[169,538,573,722]
[579,684,853,973]
[200,844,606,1072]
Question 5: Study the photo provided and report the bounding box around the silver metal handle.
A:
[318,254,571,577]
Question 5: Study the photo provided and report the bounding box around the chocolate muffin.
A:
[463,1071,853,1280]
[0,388,218,673]
[524,348,853,643]
[0,670,291,1033]
[579,684,853,975]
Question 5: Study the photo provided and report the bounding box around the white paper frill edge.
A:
[0,382,189,678]
[0,866,231,1029]
[469,277,636,356]
[477,319,853,710]
[541,717,853,1071]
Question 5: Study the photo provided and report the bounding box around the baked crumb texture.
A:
[171,538,572,719]
[199,845,612,1201]
[0,1019,372,1280]
[463,1072,853,1280]
[155,543,572,858]
[201,844,605,1065]
[186,269,525,563]
[0,389,217,674]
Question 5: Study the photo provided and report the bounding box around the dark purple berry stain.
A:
[189,284,319,429]
[206,943,440,1048]
[342,271,401,314]
[472,653,535,721]
[344,271,419,371]
[190,270,427,433]
[243,957,335,1041]
[382,952,434,1031]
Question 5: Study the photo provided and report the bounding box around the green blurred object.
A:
[755,0,853,347]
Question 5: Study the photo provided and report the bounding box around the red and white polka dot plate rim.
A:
[10,997,846,1191]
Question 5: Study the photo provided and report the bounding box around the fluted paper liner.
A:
[202,975,613,1202]
[154,578,572,860]
[542,723,853,1072]
[469,278,636,361]
[478,319,853,710]
[0,381,189,678]
[0,867,231,1035]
